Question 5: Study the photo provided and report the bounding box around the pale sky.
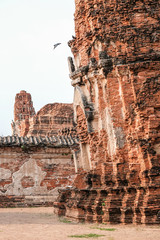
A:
[0,0,75,136]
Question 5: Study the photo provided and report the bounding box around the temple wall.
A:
[0,137,76,207]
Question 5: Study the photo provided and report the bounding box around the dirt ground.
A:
[0,207,159,240]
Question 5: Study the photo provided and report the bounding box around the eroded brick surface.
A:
[54,0,160,224]
[0,146,76,207]
[28,103,74,137]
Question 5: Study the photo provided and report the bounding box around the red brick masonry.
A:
[0,136,78,207]
[54,0,160,224]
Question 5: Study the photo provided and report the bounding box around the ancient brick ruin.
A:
[54,0,160,224]
[0,0,159,225]
[0,91,77,206]
[11,90,36,137]
[12,90,74,137]
[28,103,74,137]
[0,135,78,207]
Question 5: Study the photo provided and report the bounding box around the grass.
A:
[91,227,116,231]
[68,233,105,238]
[59,217,72,223]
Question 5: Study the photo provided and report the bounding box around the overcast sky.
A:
[0,0,75,136]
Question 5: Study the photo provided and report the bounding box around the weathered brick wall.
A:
[0,136,77,207]
[54,0,160,224]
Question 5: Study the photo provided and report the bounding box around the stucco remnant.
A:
[0,135,78,207]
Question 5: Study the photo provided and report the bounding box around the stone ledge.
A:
[0,135,79,147]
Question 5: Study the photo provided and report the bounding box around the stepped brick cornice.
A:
[0,135,79,147]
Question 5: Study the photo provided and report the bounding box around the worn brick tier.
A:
[54,0,160,224]
[28,103,74,137]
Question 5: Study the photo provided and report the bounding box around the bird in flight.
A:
[53,43,61,50]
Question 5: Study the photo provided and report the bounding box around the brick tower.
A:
[12,90,35,136]
[55,0,160,224]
